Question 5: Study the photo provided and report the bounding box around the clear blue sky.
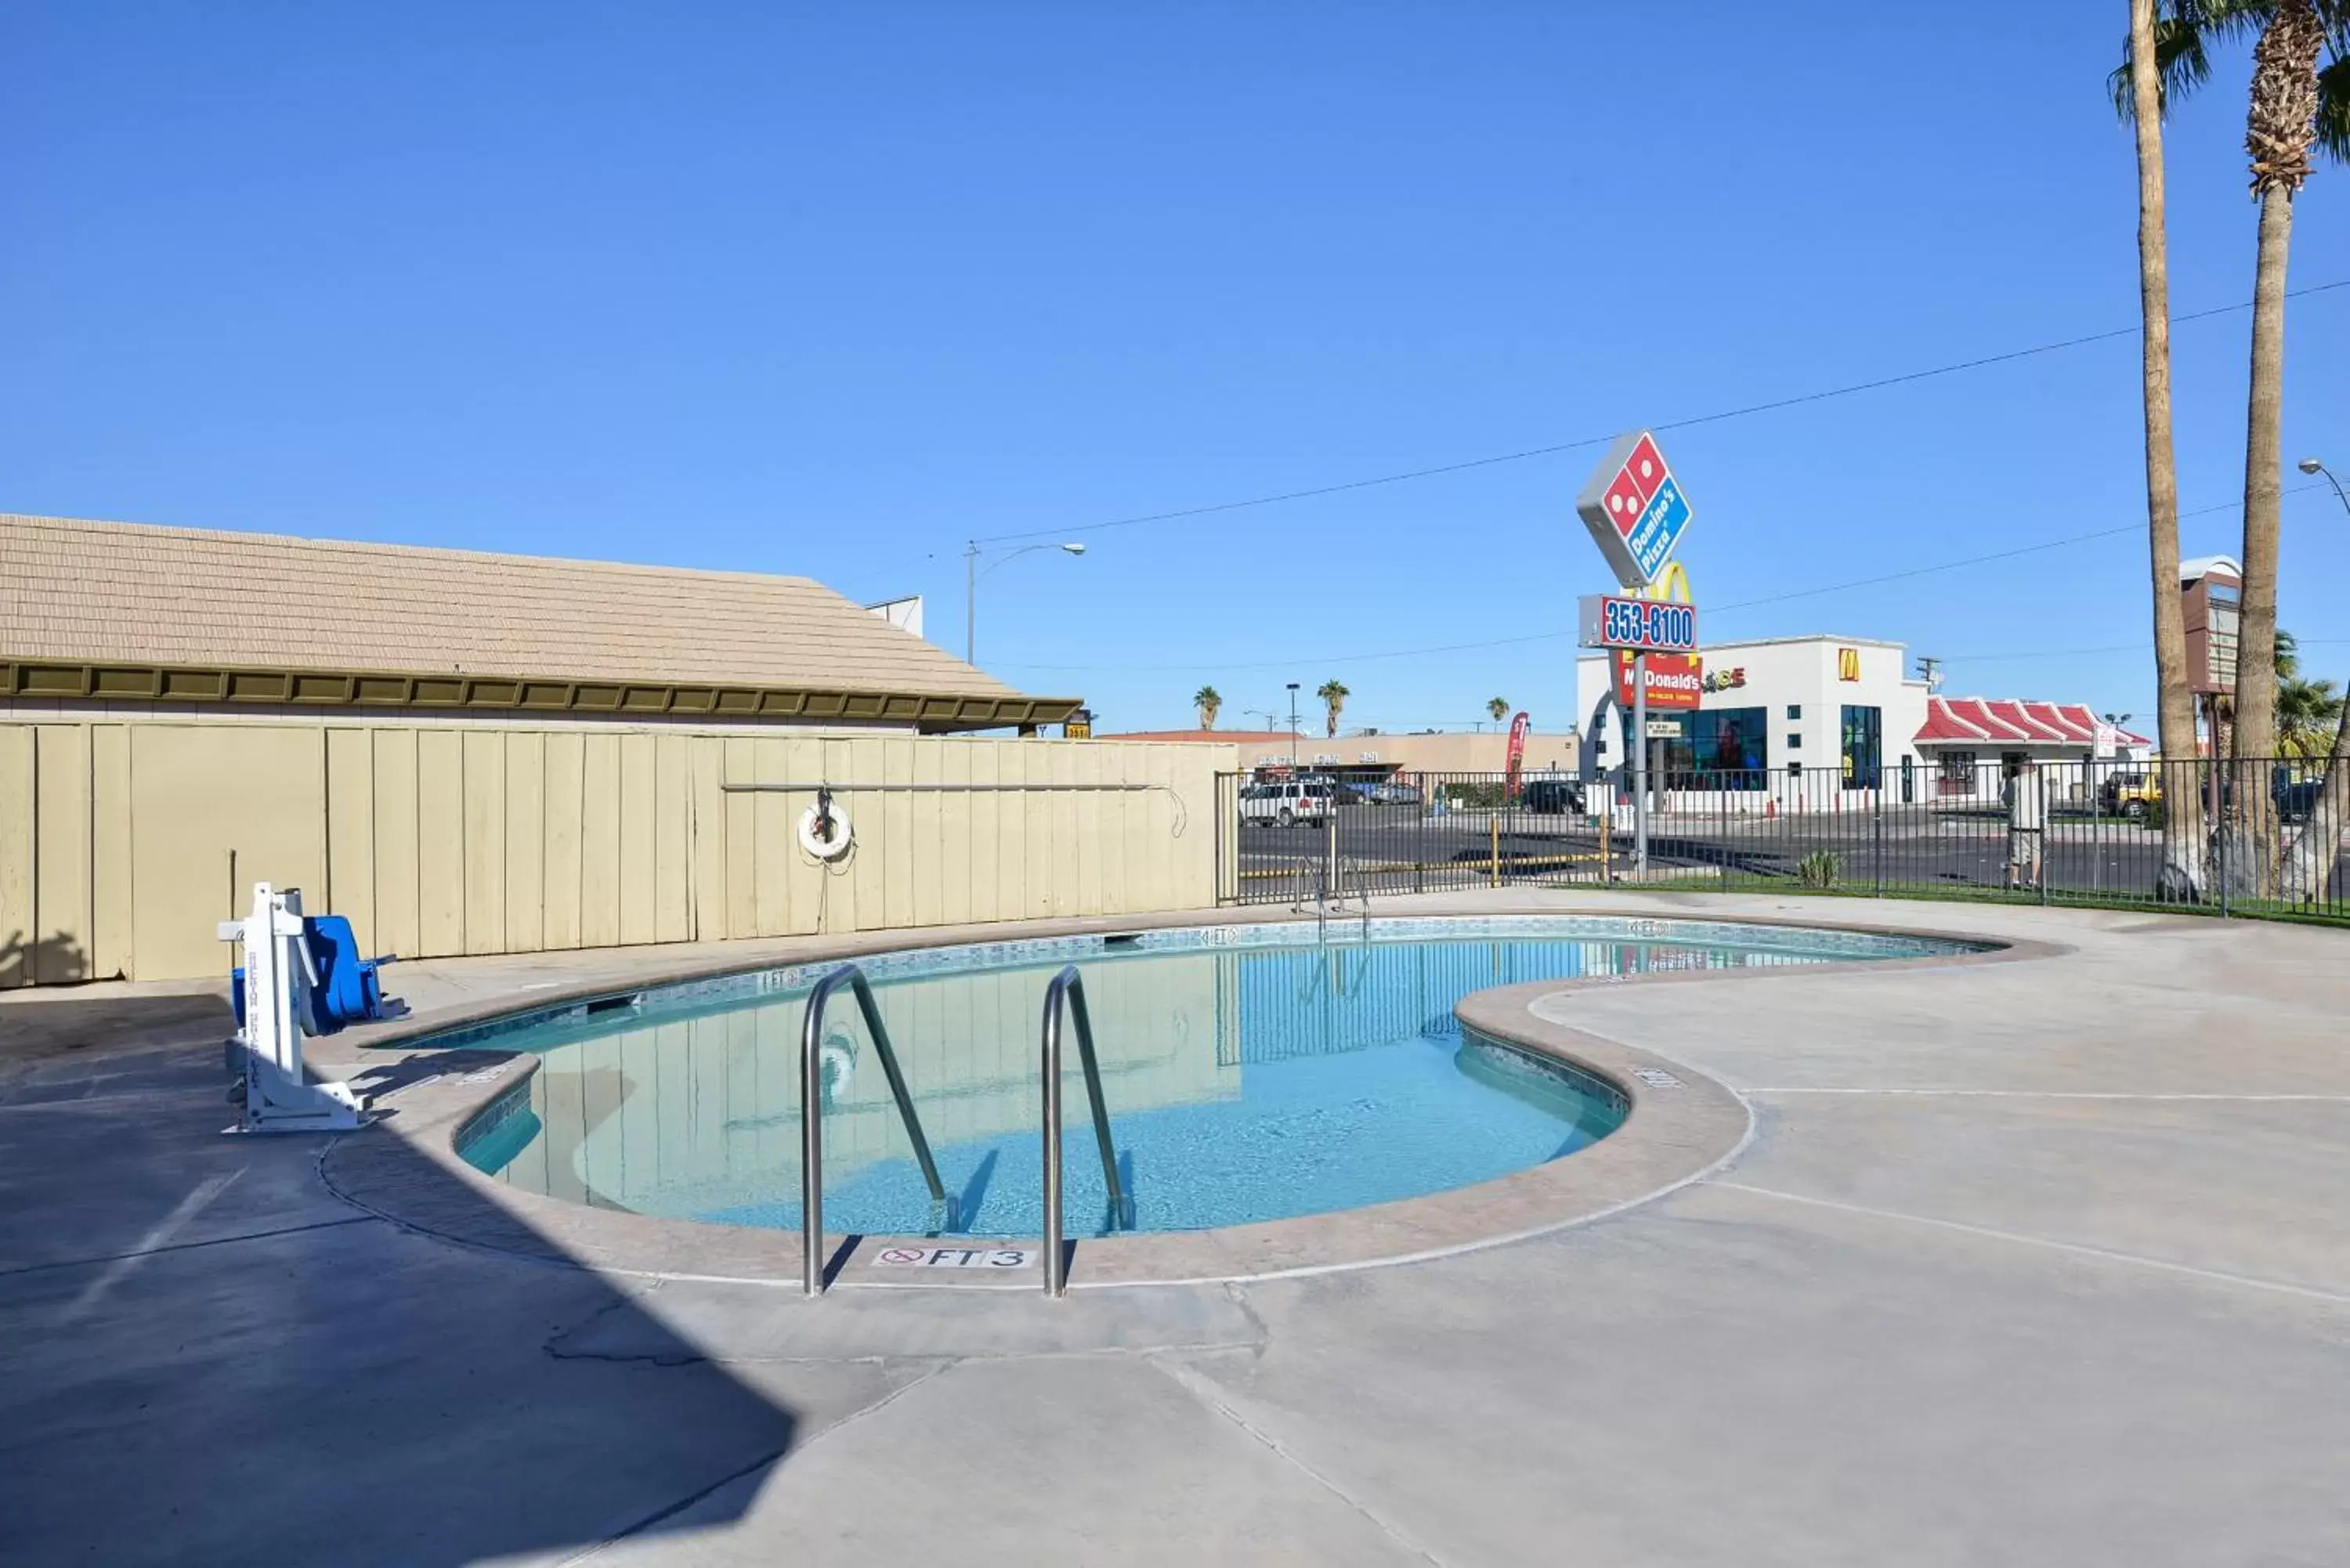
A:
[5,3,2346,735]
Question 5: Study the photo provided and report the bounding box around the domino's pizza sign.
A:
[1574,431,1694,590]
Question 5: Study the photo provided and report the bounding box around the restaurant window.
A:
[1841,704,1883,790]
[1634,706,1768,789]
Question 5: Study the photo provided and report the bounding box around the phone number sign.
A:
[1578,594,1698,652]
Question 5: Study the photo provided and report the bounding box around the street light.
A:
[1286,682,1301,776]
[2300,457,2350,518]
[964,540,1086,665]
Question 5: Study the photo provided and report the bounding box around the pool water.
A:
[458,917,1974,1237]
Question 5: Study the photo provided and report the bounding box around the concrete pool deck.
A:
[5,891,2348,1564]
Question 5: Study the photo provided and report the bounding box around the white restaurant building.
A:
[1573,633,2149,812]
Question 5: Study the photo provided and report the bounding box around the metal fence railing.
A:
[1214,759,2350,924]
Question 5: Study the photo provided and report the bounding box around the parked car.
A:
[2096,771,2160,822]
[1517,779,1585,815]
[2096,766,2329,824]
[1239,779,1335,827]
[2274,770,2327,825]
[1357,781,1423,807]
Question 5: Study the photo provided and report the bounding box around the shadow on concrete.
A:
[0,986,233,1077]
[0,1011,803,1567]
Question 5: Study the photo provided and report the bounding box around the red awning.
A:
[1913,697,2150,748]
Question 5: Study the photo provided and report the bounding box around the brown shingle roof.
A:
[2,514,1058,718]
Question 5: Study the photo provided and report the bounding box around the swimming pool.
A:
[456,916,1979,1238]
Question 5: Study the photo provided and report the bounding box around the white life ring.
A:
[798,799,854,860]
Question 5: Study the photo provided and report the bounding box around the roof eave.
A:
[0,656,1078,734]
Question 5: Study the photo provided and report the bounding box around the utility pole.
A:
[964,540,978,665]
[1286,682,1301,775]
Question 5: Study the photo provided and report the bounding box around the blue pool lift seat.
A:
[232,914,403,1035]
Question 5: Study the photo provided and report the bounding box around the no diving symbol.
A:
[874,1247,928,1265]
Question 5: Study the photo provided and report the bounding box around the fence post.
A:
[1599,789,1611,884]
[1413,773,1426,896]
[1489,811,1500,889]
[1873,793,1884,898]
[2219,764,2232,919]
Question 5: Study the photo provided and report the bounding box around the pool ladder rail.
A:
[798,963,955,1296]
[1041,963,1131,1296]
[797,960,1129,1299]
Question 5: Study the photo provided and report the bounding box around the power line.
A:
[993,483,2326,674]
[974,277,2350,547]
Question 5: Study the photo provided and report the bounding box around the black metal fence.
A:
[1214,758,2350,924]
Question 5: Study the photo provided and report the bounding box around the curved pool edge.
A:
[314,905,2064,1292]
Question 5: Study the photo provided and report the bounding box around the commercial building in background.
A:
[1100,726,1582,783]
[1912,695,2149,801]
[1574,632,2146,810]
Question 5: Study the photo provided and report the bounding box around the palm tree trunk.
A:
[2230,182,2295,894]
[2280,695,2350,903]
[2130,0,2205,898]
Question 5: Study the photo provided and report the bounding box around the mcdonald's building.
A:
[1574,630,2150,808]
[1575,630,1922,793]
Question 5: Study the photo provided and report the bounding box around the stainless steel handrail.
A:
[801,963,953,1297]
[1039,963,1128,1297]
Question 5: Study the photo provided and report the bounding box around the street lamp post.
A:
[964,540,1086,666]
[1286,683,1301,776]
[2301,457,2350,519]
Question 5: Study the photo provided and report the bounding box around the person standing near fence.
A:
[2005,757,2048,891]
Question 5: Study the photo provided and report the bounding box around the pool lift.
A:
[217,882,396,1134]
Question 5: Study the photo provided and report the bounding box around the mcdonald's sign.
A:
[1608,562,1704,710]
[1837,647,1861,682]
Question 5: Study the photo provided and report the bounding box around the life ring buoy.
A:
[799,800,854,860]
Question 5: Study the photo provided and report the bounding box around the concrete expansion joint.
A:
[548,1360,959,1566]
[1148,1354,1452,1568]
[0,1212,380,1282]
[1712,1181,2350,1307]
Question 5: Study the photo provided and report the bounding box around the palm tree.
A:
[1486,697,1509,725]
[2273,631,2345,755]
[2120,0,2347,892]
[2281,674,2350,900]
[1316,679,1350,739]
[2276,674,2343,757]
[1193,685,1221,730]
[2120,0,2210,897]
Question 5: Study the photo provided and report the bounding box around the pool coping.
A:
[313,906,2066,1291]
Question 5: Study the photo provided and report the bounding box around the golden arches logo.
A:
[1636,561,1694,605]
[1838,646,1861,681]
[1614,560,1704,711]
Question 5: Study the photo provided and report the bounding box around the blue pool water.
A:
[457,916,1978,1237]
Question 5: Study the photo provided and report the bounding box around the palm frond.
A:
[2316,47,2350,161]
[2111,1,2280,121]
[2114,5,2217,120]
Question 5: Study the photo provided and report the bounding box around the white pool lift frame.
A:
[218,882,370,1134]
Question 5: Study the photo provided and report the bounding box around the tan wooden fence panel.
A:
[0,717,1230,985]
